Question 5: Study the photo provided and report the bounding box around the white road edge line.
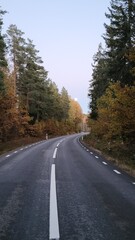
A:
[113,169,121,174]
[49,164,60,240]
[6,154,10,158]
[53,148,58,159]
[132,182,135,185]
[95,156,99,159]
[102,161,108,165]
[90,152,93,154]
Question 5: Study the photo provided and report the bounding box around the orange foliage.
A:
[0,90,19,141]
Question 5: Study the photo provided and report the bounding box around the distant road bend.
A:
[0,133,135,240]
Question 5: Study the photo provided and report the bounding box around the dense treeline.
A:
[87,0,135,165]
[0,7,83,142]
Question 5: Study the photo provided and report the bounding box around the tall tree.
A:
[47,82,62,120]
[60,87,70,120]
[20,38,48,123]
[88,0,135,118]
[7,26,49,123]
[7,24,26,96]
[0,7,7,92]
[103,0,135,86]
[88,44,109,119]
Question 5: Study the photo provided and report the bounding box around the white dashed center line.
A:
[49,164,60,240]
[53,148,58,159]
[6,154,10,158]
[56,142,60,147]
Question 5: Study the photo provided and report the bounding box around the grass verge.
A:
[0,136,46,155]
[82,134,135,178]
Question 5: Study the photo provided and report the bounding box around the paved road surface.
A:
[0,134,135,240]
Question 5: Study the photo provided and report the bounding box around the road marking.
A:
[132,182,135,185]
[86,149,89,152]
[53,148,58,159]
[113,170,121,175]
[90,152,93,154]
[102,161,108,165]
[14,151,18,153]
[20,148,23,151]
[57,142,60,147]
[49,164,60,240]
[95,156,99,159]
[6,154,10,158]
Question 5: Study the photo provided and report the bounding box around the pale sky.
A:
[1,0,110,113]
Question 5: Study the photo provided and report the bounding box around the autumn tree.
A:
[68,98,83,132]
[96,83,135,144]
[0,71,20,141]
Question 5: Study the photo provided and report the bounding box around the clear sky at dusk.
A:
[1,0,110,113]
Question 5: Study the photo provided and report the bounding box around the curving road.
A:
[0,134,135,240]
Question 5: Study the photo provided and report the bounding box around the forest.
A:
[0,7,83,147]
[86,0,135,168]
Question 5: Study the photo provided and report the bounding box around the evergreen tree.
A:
[7,26,49,123]
[104,0,135,86]
[88,44,109,119]
[48,82,62,120]
[7,24,26,96]
[20,38,48,123]
[0,8,7,92]
[88,0,135,118]
[60,87,70,120]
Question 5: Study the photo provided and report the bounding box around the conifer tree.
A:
[89,0,135,118]
[88,44,108,119]
[60,87,70,120]
[104,0,135,86]
[0,8,7,92]
[7,24,26,96]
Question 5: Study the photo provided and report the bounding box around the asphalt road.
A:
[0,134,135,240]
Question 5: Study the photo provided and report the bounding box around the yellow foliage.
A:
[68,98,83,131]
[90,83,135,143]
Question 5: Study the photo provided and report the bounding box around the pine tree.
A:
[7,26,49,123]
[7,24,26,96]
[21,38,48,123]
